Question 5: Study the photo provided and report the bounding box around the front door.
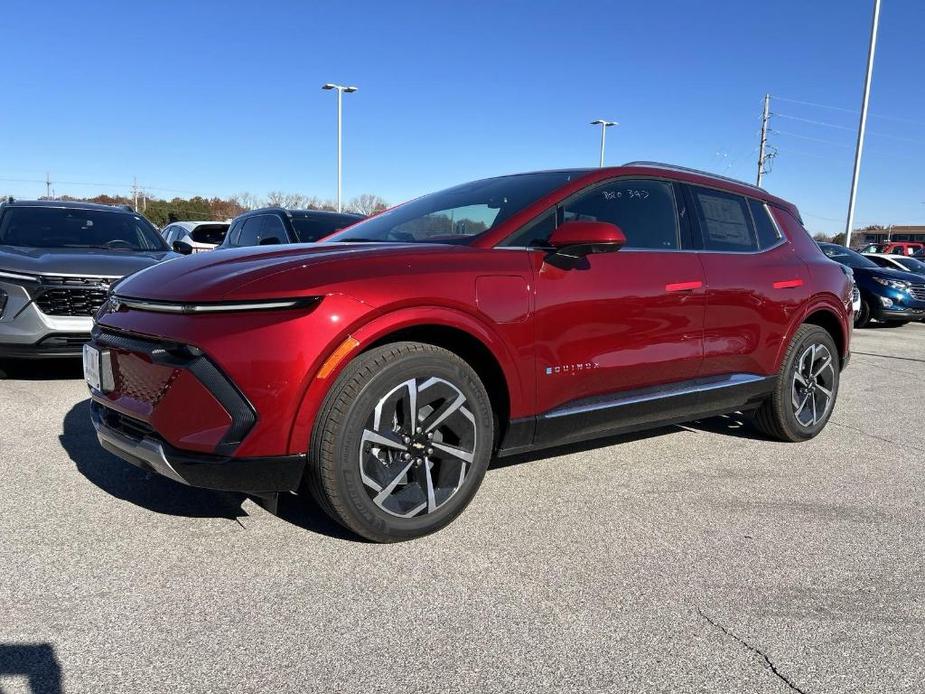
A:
[529,178,706,442]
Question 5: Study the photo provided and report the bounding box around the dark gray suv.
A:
[0,199,176,357]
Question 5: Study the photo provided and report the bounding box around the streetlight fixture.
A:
[590,119,618,167]
[322,83,358,212]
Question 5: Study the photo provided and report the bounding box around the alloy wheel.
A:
[791,343,836,428]
[358,377,477,518]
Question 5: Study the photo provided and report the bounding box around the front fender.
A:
[286,304,528,455]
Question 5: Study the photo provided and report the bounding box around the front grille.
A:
[852,286,860,302]
[35,287,108,316]
[908,283,925,301]
[97,403,157,441]
[37,334,91,349]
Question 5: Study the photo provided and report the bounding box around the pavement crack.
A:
[697,608,807,694]
[828,420,925,454]
[852,350,925,364]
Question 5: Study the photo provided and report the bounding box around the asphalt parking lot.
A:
[1,325,923,693]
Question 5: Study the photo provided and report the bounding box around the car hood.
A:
[854,265,924,284]
[0,245,178,278]
[113,242,452,302]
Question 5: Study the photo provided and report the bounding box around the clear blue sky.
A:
[2,0,922,235]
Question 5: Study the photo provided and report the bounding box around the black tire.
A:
[854,298,871,328]
[306,342,494,542]
[754,324,840,442]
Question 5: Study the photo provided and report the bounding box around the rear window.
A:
[0,206,167,251]
[748,200,782,249]
[690,187,758,252]
[189,223,228,245]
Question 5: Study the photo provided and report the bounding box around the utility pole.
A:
[756,93,771,186]
[45,172,52,199]
[322,83,358,212]
[132,177,138,211]
[590,120,618,167]
[844,0,881,249]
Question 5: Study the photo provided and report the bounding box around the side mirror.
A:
[548,221,626,258]
[173,240,193,255]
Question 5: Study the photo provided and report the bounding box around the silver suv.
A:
[0,200,176,357]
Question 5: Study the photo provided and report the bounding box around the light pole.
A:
[322,83,358,212]
[590,119,618,167]
[844,0,881,249]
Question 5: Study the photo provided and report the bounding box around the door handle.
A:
[665,281,703,292]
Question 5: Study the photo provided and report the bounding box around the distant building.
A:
[860,225,925,243]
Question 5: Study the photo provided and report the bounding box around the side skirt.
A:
[497,373,775,456]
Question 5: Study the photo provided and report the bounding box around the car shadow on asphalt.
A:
[490,413,771,470]
[0,643,62,694]
[0,358,84,380]
[60,399,359,540]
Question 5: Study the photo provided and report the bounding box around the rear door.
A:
[686,185,809,378]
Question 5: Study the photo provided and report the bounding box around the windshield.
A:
[895,256,925,273]
[291,214,361,242]
[327,172,584,244]
[819,243,878,269]
[0,206,168,251]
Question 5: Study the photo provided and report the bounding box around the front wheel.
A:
[306,342,494,542]
[754,324,840,442]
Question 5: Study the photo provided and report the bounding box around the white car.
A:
[161,220,230,253]
[862,252,925,277]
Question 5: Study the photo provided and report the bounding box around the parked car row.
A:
[163,208,364,255]
[859,241,925,256]
[819,242,925,328]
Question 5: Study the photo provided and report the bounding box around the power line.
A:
[772,94,925,128]
[770,129,853,148]
[773,113,855,132]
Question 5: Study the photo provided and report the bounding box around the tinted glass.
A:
[0,206,167,251]
[895,257,925,273]
[561,179,679,250]
[234,216,263,247]
[189,223,228,245]
[291,214,361,242]
[260,216,287,245]
[499,209,557,247]
[748,199,782,249]
[865,255,895,268]
[819,243,878,268]
[691,187,757,252]
[327,171,583,244]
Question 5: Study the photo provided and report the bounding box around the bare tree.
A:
[347,193,388,216]
[233,192,261,210]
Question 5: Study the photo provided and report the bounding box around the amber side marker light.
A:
[317,336,360,379]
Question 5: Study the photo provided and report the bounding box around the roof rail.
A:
[622,161,766,194]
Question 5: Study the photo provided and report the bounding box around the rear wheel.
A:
[754,325,840,442]
[306,342,494,542]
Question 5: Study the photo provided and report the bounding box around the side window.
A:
[690,187,758,252]
[260,215,287,245]
[226,219,243,246]
[561,179,680,250]
[749,200,782,249]
[499,209,557,247]
[892,247,905,255]
[234,216,264,247]
[162,226,175,243]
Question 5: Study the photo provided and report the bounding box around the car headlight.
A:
[873,277,910,290]
[111,294,321,314]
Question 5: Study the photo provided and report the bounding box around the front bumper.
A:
[876,307,925,321]
[91,401,306,492]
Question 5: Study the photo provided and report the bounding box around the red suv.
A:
[84,163,852,542]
